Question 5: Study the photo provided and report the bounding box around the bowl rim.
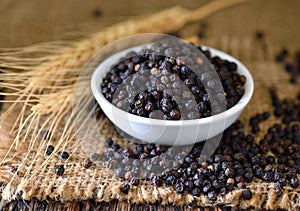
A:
[91,45,254,127]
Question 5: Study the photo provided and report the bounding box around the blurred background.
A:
[0,0,299,50]
[0,0,205,47]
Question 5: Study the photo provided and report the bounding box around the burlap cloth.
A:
[0,0,299,210]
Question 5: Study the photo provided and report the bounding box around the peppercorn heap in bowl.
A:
[91,38,254,145]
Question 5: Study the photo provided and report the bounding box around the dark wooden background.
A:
[0,0,206,47]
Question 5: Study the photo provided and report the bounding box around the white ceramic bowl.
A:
[91,45,254,145]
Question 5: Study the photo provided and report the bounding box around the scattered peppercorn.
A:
[54,165,64,176]
[60,151,69,160]
[92,8,102,18]
[207,191,217,201]
[290,177,299,188]
[105,138,113,147]
[120,183,130,194]
[175,183,184,193]
[242,189,252,200]
[266,156,275,164]
[152,176,163,187]
[45,145,54,155]
[275,48,288,62]
[191,188,201,197]
[111,143,121,151]
[82,158,92,169]
[255,31,264,40]
[130,177,140,186]
[275,48,300,83]
[249,112,270,134]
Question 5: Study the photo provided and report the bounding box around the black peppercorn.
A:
[130,177,140,186]
[165,175,176,185]
[184,156,193,164]
[242,189,252,200]
[245,135,254,144]
[237,182,246,189]
[120,183,130,194]
[60,151,69,160]
[212,180,221,189]
[175,183,184,193]
[193,178,204,188]
[266,156,275,164]
[262,112,270,119]
[225,168,235,178]
[152,176,163,187]
[111,143,121,151]
[92,8,102,18]
[218,174,227,183]
[135,145,144,154]
[46,145,54,156]
[146,143,156,153]
[207,191,217,201]
[274,181,281,189]
[262,172,273,182]
[202,184,212,193]
[235,175,245,183]
[219,187,227,196]
[275,48,288,62]
[105,138,113,147]
[255,31,264,40]
[202,168,212,177]
[244,172,254,183]
[290,177,299,188]
[251,156,260,165]
[183,180,193,191]
[82,158,92,169]
[278,156,288,164]
[191,188,201,197]
[55,165,64,176]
